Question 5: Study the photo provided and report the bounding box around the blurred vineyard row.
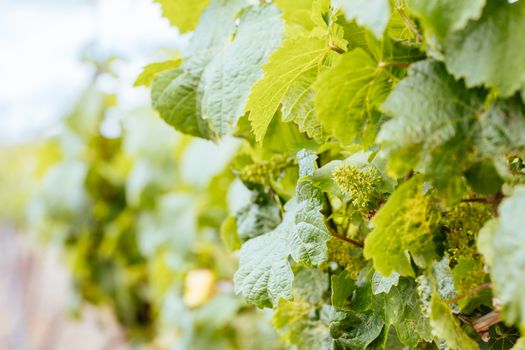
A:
[0,65,282,349]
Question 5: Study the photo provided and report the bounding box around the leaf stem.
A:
[378,61,411,68]
[395,5,422,43]
[329,43,346,54]
[448,283,492,304]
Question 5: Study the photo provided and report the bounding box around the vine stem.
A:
[460,198,490,203]
[460,191,504,216]
[329,230,364,248]
[473,311,502,334]
[448,283,492,304]
[396,5,422,43]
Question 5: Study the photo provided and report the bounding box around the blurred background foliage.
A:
[0,62,282,349]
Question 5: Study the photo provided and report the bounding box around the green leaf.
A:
[408,0,486,39]
[151,0,244,138]
[233,198,326,307]
[154,0,209,33]
[478,186,525,327]
[200,4,283,136]
[379,60,483,188]
[291,200,330,265]
[273,268,333,349]
[293,267,329,304]
[354,273,432,348]
[235,191,281,240]
[246,37,330,142]
[443,0,525,97]
[464,160,503,196]
[332,309,385,350]
[233,218,294,308]
[431,256,457,303]
[274,302,334,349]
[364,176,439,277]
[479,97,525,161]
[333,0,391,38]
[430,293,479,350]
[331,272,356,308]
[292,149,330,265]
[371,271,399,295]
[314,48,391,143]
[274,0,316,33]
[281,68,325,142]
[235,151,331,307]
[134,59,182,87]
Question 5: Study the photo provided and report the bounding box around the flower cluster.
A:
[332,164,382,210]
[240,154,293,186]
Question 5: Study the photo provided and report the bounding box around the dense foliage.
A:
[139,0,525,349]
[21,0,525,349]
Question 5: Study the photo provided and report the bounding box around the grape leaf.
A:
[154,0,209,33]
[200,4,283,136]
[235,191,281,241]
[291,149,330,265]
[314,48,391,143]
[235,150,330,307]
[134,59,182,87]
[291,199,330,265]
[234,198,329,308]
[443,0,525,97]
[273,268,334,349]
[281,68,325,142]
[333,0,391,38]
[478,186,525,327]
[274,0,316,33]
[408,0,486,39]
[378,60,483,190]
[151,0,244,138]
[431,256,458,304]
[430,292,479,350]
[354,272,432,348]
[274,302,335,349]
[371,271,400,295]
[331,272,356,308]
[292,267,329,304]
[246,37,330,142]
[233,218,294,308]
[479,97,525,161]
[364,176,439,277]
[332,309,385,350]
[385,283,433,348]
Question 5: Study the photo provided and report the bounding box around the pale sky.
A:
[0,0,188,145]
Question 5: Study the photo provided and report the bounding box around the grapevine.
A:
[21,0,525,349]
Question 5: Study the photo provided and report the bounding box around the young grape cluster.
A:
[239,154,293,187]
[332,164,382,210]
[443,202,492,265]
[326,238,366,279]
